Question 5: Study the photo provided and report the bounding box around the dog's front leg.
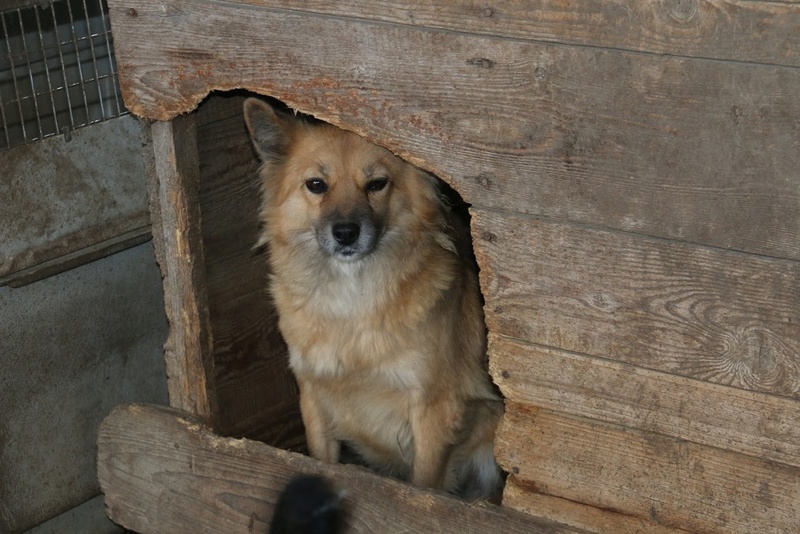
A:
[409,396,460,490]
[298,381,340,464]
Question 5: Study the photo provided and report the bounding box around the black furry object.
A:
[269,475,345,534]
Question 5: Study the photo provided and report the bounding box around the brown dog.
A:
[244,98,502,500]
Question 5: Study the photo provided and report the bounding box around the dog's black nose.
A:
[332,223,360,246]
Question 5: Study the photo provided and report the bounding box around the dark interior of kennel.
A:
[186,93,301,446]
[97,1,800,533]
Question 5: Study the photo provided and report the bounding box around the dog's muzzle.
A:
[317,217,379,260]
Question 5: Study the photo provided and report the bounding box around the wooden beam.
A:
[146,117,217,421]
[97,403,587,534]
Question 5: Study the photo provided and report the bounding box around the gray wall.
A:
[0,115,168,533]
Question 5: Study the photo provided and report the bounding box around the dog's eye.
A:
[305,178,329,194]
[366,178,388,193]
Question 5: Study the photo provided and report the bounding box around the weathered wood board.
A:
[145,115,217,422]
[489,333,800,469]
[496,404,800,534]
[234,0,800,67]
[108,0,800,260]
[501,478,690,534]
[97,404,587,534]
[473,210,800,399]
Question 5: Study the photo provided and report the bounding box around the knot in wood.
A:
[660,0,698,23]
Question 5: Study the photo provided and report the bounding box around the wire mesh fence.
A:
[0,0,127,152]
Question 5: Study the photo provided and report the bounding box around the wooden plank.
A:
[472,210,800,399]
[108,0,800,260]
[502,477,690,534]
[0,116,150,287]
[147,117,217,421]
[194,95,300,445]
[496,403,800,533]
[236,0,800,67]
[96,403,588,534]
[489,333,800,468]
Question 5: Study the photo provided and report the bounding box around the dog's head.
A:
[244,98,448,263]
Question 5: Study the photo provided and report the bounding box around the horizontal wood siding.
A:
[501,479,690,534]
[235,0,800,67]
[473,210,800,398]
[108,0,800,259]
[497,404,800,534]
[489,333,800,468]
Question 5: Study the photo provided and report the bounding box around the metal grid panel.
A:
[0,0,126,152]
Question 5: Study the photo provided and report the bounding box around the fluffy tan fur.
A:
[244,98,502,499]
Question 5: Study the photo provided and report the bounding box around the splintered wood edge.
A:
[96,403,587,534]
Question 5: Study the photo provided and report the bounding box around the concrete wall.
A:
[0,115,168,533]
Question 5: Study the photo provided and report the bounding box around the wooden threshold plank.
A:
[97,403,587,534]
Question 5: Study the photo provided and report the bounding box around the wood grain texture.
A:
[237,0,800,67]
[473,210,800,399]
[147,117,217,421]
[97,403,588,534]
[502,477,690,534]
[194,94,300,445]
[496,404,800,533]
[107,0,800,259]
[489,333,800,468]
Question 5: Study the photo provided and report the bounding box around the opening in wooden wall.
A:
[189,90,505,501]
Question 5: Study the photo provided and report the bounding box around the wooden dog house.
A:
[97,1,800,532]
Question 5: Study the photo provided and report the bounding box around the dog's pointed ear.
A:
[243,98,293,162]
